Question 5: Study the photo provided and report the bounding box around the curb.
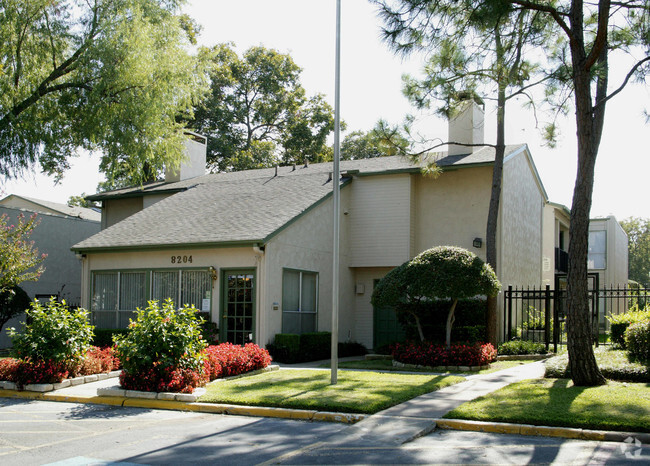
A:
[0,389,365,424]
[436,418,650,443]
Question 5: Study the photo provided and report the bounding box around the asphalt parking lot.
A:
[2,397,648,465]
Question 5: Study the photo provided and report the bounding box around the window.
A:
[91,269,212,329]
[282,269,318,334]
[588,230,607,270]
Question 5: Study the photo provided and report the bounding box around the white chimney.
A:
[165,131,207,183]
[448,99,485,156]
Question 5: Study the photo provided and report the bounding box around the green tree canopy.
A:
[372,246,500,347]
[0,212,45,295]
[620,217,650,286]
[341,121,411,160]
[0,0,208,185]
[189,44,335,172]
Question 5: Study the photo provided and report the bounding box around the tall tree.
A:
[190,44,335,172]
[375,0,552,345]
[341,121,411,160]
[0,0,208,185]
[620,217,650,286]
[498,0,649,386]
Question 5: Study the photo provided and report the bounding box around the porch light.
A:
[473,237,483,248]
[209,266,218,281]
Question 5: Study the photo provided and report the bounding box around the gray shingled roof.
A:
[72,146,525,252]
[1,195,101,221]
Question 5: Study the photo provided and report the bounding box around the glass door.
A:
[221,270,256,344]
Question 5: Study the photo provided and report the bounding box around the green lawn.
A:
[325,358,533,375]
[198,369,464,414]
[445,378,650,432]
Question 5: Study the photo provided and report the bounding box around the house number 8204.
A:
[171,255,193,264]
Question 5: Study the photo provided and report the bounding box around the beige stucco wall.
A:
[499,150,544,289]
[262,187,354,347]
[413,167,491,258]
[589,216,628,287]
[102,197,143,230]
[541,204,570,286]
[350,267,394,349]
[348,174,412,267]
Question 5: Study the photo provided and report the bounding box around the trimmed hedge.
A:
[625,320,650,362]
[498,340,548,355]
[392,341,497,367]
[608,309,650,348]
[267,332,367,363]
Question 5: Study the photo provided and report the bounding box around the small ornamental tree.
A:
[0,212,46,294]
[372,246,501,348]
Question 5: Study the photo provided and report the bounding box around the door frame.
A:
[220,268,257,344]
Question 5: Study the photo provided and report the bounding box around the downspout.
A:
[253,244,265,345]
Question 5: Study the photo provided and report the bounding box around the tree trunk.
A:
[565,1,607,386]
[485,38,507,346]
[412,312,425,342]
[446,299,458,349]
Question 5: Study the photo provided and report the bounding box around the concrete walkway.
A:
[322,361,546,447]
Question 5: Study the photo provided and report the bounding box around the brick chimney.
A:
[448,98,485,156]
[165,132,207,183]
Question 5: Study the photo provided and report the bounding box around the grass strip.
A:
[199,369,464,414]
[326,358,532,374]
[445,378,650,433]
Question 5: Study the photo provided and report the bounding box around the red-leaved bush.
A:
[203,343,272,380]
[0,346,122,388]
[119,343,272,393]
[119,364,208,394]
[392,342,497,367]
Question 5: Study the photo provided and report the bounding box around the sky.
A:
[2,0,649,220]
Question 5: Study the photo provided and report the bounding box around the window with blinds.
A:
[282,269,318,334]
[91,269,212,329]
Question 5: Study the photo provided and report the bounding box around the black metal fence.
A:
[504,284,650,352]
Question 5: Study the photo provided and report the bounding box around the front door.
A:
[221,270,256,345]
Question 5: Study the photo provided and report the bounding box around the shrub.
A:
[338,341,368,357]
[299,332,331,361]
[498,340,548,355]
[114,299,207,392]
[391,341,497,367]
[203,343,271,380]
[197,312,219,344]
[92,329,128,348]
[12,359,70,387]
[0,358,19,381]
[625,320,650,362]
[8,298,93,365]
[119,364,206,394]
[608,308,650,348]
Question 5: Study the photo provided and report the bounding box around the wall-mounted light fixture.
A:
[209,266,218,281]
[473,237,483,248]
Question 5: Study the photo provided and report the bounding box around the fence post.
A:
[553,287,559,353]
[544,285,551,352]
[507,285,513,341]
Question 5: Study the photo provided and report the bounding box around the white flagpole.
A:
[331,0,341,385]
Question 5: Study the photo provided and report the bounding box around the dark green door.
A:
[373,279,406,350]
[221,270,255,345]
